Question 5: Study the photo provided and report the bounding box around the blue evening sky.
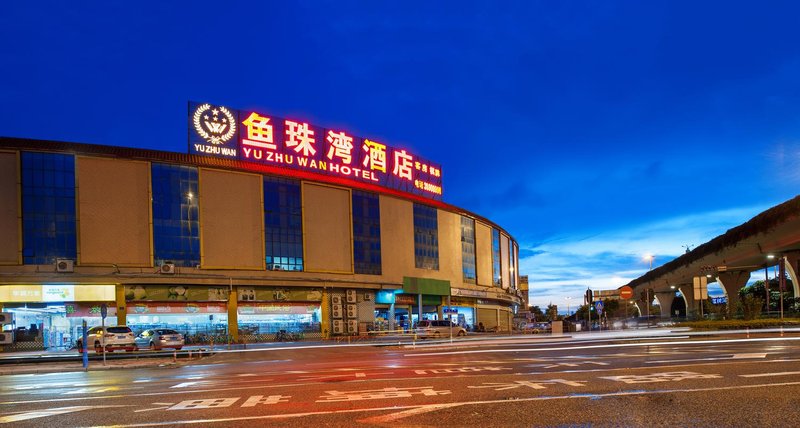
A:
[2,2,799,308]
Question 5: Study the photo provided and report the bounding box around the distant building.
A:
[519,275,529,307]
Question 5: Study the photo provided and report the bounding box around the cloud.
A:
[520,204,770,308]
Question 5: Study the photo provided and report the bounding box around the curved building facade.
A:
[0,106,522,349]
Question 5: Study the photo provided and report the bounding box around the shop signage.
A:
[65,302,118,318]
[0,285,115,303]
[124,285,229,301]
[128,302,225,314]
[189,102,443,200]
[449,296,476,306]
[237,287,322,302]
[238,303,318,315]
[452,288,488,298]
[394,294,417,305]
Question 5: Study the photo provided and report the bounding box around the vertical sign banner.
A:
[188,101,443,200]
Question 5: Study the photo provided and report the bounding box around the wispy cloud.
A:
[521,204,770,308]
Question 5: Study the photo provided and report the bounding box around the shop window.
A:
[21,152,77,265]
[460,216,477,284]
[151,163,199,267]
[352,190,381,275]
[492,228,502,286]
[413,203,439,270]
[264,177,303,271]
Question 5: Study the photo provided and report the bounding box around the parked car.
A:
[134,329,185,351]
[415,320,467,338]
[76,326,136,353]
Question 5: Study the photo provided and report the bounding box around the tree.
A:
[528,305,545,320]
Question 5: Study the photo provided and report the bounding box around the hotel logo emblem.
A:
[192,103,237,145]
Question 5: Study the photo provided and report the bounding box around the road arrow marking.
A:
[0,405,128,423]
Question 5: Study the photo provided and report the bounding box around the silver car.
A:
[134,329,184,351]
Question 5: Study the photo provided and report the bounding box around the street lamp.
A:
[644,254,654,271]
[564,297,572,316]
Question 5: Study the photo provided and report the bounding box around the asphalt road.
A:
[1,330,799,427]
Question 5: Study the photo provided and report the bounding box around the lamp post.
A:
[564,297,572,317]
[766,254,775,316]
[642,254,654,326]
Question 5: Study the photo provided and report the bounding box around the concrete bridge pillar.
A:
[781,251,800,298]
[656,291,676,319]
[717,270,750,316]
[677,284,695,319]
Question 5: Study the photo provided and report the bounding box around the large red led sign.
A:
[188,102,443,199]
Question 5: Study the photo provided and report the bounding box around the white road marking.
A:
[404,336,800,357]
[646,353,768,364]
[357,403,463,423]
[739,371,800,378]
[171,382,209,389]
[732,353,768,359]
[83,381,800,427]
[0,405,129,423]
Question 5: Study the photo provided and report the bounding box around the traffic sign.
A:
[100,304,108,319]
[595,300,604,315]
[619,286,633,300]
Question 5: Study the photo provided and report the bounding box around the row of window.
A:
[19,152,517,286]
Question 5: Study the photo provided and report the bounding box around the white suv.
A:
[76,326,136,353]
[415,320,467,338]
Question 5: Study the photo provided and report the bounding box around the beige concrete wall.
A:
[434,210,461,282]
[200,168,263,269]
[77,157,151,266]
[500,233,510,289]
[302,183,352,273]
[379,195,414,282]
[475,221,493,286]
[0,152,20,264]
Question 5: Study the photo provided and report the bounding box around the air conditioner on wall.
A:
[346,289,356,303]
[347,320,357,333]
[56,258,74,273]
[332,320,344,334]
[332,305,342,319]
[0,313,13,325]
[331,296,342,305]
[160,263,176,274]
[363,293,372,301]
[346,304,356,319]
[0,332,13,344]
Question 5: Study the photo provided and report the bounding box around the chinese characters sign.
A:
[188,102,443,200]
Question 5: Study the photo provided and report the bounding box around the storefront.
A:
[0,284,117,350]
[124,284,230,340]
[236,287,322,337]
[443,296,476,330]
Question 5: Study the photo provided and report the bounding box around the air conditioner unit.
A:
[363,293,372,301]
[331,304,342,319]
[0,332,13,344]
[0,313,12,325]
[346,304,356,319]
[56,258,74,273]
[332,320,344,334]
[331,295,342,305]
[346,289,356,303]
[347,320,357,333]
[160,263,176,274]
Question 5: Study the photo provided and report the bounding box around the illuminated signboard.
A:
[188,102,443,200]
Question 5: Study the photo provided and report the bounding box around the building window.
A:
[413,203,439,270]
[264,177,303,271]
[21,152,76,264]
[352,190,381,275]
[151,163,199,267]
[510,241,518,289]
[492,228,502,286]
[460,216,477,284]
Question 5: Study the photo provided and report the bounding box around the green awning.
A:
[403,277,450,296]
